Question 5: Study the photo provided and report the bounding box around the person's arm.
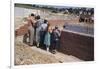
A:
[56,30,61,37]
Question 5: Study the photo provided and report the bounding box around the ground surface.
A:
[15,36,83,65]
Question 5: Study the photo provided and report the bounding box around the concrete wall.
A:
[15,25,94,61]
[58,30,94,61]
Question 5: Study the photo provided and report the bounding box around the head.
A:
[55,26,58,29]
[31,13,35,17]
[44,19,48,24]
[35,15,40,20]
[29,13,35,20]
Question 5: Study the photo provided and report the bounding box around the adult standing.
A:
[40,19,48,48]
[35,15,44,47]
[28,13,35,46]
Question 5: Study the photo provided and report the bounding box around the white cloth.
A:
[41,23,47,31]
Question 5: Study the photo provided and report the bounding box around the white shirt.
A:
[41,23,47,31]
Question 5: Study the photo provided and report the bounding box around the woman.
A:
[44,24,51,52]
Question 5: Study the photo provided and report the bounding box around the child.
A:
[44,24,51,52]
[51,26,61,54]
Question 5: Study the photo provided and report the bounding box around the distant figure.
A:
[28,13,35,46]
[44,24,51,52]
[51,26,61,54]
[35,15,44,47]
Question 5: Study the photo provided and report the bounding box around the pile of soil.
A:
[15,36,59,65]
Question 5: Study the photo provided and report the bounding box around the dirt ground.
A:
[15,36,60,65]
[15,36,83,65]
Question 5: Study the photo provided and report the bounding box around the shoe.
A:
[29,44,33,46]
[37,43,39,48]
[47,47,49,52]
[52,50,56,54]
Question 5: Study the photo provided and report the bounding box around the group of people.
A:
[23,13,61,54]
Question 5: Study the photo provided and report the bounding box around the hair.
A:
[55,26,58,29]
[30,13,35,16]
[44,19,48,24]
[46,23,50,32]
[35,15,40,20]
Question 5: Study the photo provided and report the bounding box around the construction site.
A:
[14,3,94,65]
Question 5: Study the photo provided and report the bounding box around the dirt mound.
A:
[15,36,59,65]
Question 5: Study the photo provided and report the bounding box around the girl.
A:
[44,24,51,52]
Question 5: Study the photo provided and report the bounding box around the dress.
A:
[44,32,51,46]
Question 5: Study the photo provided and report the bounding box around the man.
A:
[35,15,44,47]
[28,13,35,46]
[40,19,48,48]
